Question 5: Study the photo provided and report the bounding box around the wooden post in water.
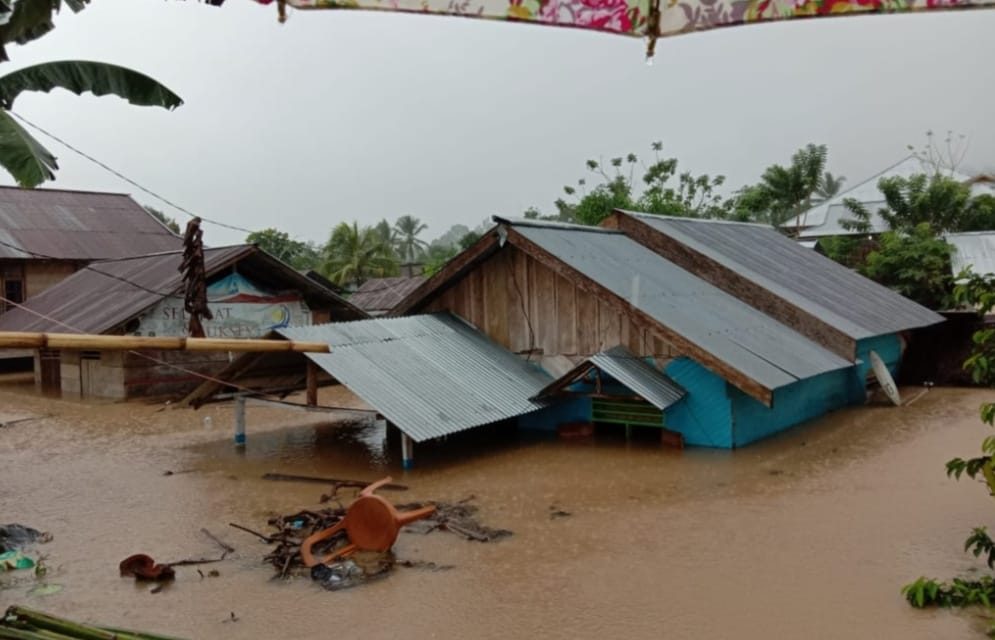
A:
[306,361,319,407]
[400,432,414,470]
[234,395,247,448]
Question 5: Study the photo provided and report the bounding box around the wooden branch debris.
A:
[0,332,329,353]
[261,473,408,491]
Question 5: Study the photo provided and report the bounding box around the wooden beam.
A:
[390,231,502,316]
[609,211,857,361]
[0,332,330,354]
[505,227,774,406]
[306,360,319,407]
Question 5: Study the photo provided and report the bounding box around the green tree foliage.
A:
[534,142,730,226]
[145,206,180,234]
[394,215,429,263]
[321,221,398,287]
[736,143,830,227]
[814,171,846,203]
[246,227,320,271]
[0,60,182,187]
[903,273,995,626]
[843,174,978,235]
[858,223,953,309]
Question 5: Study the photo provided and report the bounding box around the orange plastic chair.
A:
[300,476,437,567]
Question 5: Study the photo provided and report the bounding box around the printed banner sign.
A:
[133,273,312,338]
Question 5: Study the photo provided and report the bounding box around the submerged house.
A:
[188,214,942,458]
[0,245,365,399]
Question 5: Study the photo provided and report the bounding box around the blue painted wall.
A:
[850,333,902,402]
[728,367,852,447]
[662,358,733,448]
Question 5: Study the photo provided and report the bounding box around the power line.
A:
[9,110,256,235]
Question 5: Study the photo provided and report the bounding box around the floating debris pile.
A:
[232,494,511,590]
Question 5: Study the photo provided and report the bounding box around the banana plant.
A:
[0,1,91,63]
[0,59,183,187]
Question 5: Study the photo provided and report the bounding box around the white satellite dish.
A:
[869,350,902,406]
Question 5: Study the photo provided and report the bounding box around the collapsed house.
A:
[0,245,364,398]
[186,212,943,461]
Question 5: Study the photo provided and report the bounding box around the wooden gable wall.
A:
[422,245,680,362]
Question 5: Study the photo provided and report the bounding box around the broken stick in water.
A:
[261,472,408,491]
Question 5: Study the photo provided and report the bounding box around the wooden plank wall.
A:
[423,246,680,361]
[24,261,78,298]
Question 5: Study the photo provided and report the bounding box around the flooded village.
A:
[2,1,995,638]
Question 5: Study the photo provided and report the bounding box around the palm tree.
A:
[322,221,399,288]
[814,171,846,204]
[0,60,182,187]
[393,215,428,263]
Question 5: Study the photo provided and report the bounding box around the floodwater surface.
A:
[1,385,992,639]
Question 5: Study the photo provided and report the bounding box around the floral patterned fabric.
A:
[266,0,995,40]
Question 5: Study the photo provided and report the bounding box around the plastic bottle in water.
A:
[203,416,213,430]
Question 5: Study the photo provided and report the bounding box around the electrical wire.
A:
[9,110,255,234]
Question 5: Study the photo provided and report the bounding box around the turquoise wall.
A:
[728,367,852,447]
[662,358,733,448]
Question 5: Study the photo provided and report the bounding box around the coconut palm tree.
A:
[322,221,399,288]
[393,215,428,263]
[814,171,846,204]
[0,60,182,187]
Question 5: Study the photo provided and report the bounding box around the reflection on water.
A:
[0,385,992,639]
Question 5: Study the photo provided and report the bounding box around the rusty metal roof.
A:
[279,313,553,442]
[0,186,182,260]
[620,211,945,339]
[0,245,365,334]
[348,276,426,316]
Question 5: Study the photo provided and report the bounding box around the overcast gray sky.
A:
[5,0,995,245]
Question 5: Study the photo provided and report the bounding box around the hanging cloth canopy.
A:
[250,0,995,57]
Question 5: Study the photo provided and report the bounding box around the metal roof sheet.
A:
[947,231,995,277]
[536,345,685,411]
[279,314,552,442]
[509,222,853,391]
[621,212,944,339]
[782,156,994,238]
[589,346,686,410]
[0,186,181,259]
[348,276,426,315]
[0,245,364,334]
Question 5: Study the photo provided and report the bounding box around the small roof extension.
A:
[0,186,181,260]
[187,313,554,442]
[535,345,686,411]
[0,245,365,334]
[607,210,944,358]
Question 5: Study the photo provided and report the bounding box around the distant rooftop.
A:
[782,156,995,239]
[349,276,426,316]
[0,186,181,260]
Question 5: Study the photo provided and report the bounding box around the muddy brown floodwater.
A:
[1,383,993,638]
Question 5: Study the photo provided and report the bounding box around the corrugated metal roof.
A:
[536,345,685,411]
[507,221,853,391]
[947,231,995,276]
[348,276,426,315]
[0,245,365,334]
[782,156,994,238]
[278,314,552,442]
[621,212,944,339]
[0,186,181,259]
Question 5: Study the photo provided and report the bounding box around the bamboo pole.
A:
[0,332,329,353]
